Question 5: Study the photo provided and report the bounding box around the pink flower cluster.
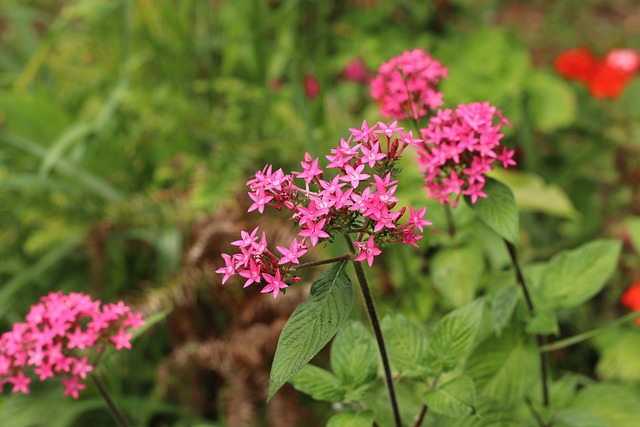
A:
[217,121,431,298]
[0,292,144,399]
[415,102,516,206]
[370,49,448,121]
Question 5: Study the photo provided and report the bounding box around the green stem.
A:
[290,254,352,271]
[541,310,640,352]
[413,372,442,427]
[504,240,550,418]
[344,234,402,427]
[91,374,131,427]
[443,203,456,238]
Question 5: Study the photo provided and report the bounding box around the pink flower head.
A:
[341,58,371,84]
[303,74,320,99]
[217,120,433,294]
[371,49,447,120]
[415,102,515,206]
[0,292,144,399]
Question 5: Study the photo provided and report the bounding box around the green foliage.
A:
[567,384,640,427]
[431,243,485,308]
[289,365,344,402]
[467,178,520,245]
[268,261,354,400]
[326,411,375,427]
[423,376,476,417]
[330,321,378,397]
[465,328,539,405]
[489,285,519,336]
[381,314,429,378]
[425,300,484,372]
[536,239,622,310]
[595,329,640,382]
[525,71,577,133]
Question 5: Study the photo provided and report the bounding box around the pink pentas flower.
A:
[261,270,289,299]
[0,292,144,399]
[354,237,382,267]
[217,120,432,297]
[414,102,515,206]
[371,49,447,121]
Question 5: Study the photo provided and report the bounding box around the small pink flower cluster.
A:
[217,121,431,298]
[370,49,448,121]
[415,102,516,206]
[0,292,144,399]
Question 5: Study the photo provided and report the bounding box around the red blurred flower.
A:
[621,280,640,325]
[554,46,640,99]
[553,47,599,84]
[303,74,320,99]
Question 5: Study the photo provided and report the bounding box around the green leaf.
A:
[568,384,640,427]
[330,321,377,389]
[525,71,577,132]
[526,309,559,335]
[490,285,519,336]
[425,300,484,372]
[289,364,344,402]
[444,396,520,427]
[423,375,476,417]
[538,239,622,309]
[488,169,578,219]
[465,328,538,405]
[550,375,580,409]
[623,216,640,255]
[327,410,375,427]
[268,261,353,401]
[431,243,485,308]
[438,29,530,108]
[553,409,609,427]
[381,314,429,377]
[467,178,519,244]
[596,329,640,382]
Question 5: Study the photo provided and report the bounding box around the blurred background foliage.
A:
[0,0,639,425]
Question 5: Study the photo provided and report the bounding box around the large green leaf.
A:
[488,169,578,219]
[552,409,609,427]
[425,300,484,372]
[431,243,485,308]
[438,29,530,107]
[381,314,429,378]
[445,396,520,427]
[568,384,640,427]
[490,285,519,336]
[327,410,375,427]
[623,216,640,255]
[330,321,378,390]
[268,261,353,400]
[467,178,519,245]
[538,239,622,309]
[423,375,476,417]
[289,364,344,402]
[465,328,538,405]
[525,70,577,132]
[596,329,640,382]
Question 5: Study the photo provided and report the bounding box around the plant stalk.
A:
[344,234,403,427]
[91,374,131,427]
[505,240,550,416]
[290,254,353,271]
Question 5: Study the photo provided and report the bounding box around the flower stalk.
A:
[505,240,550,418]
[345,234,403,427]
[91,374,131,427]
